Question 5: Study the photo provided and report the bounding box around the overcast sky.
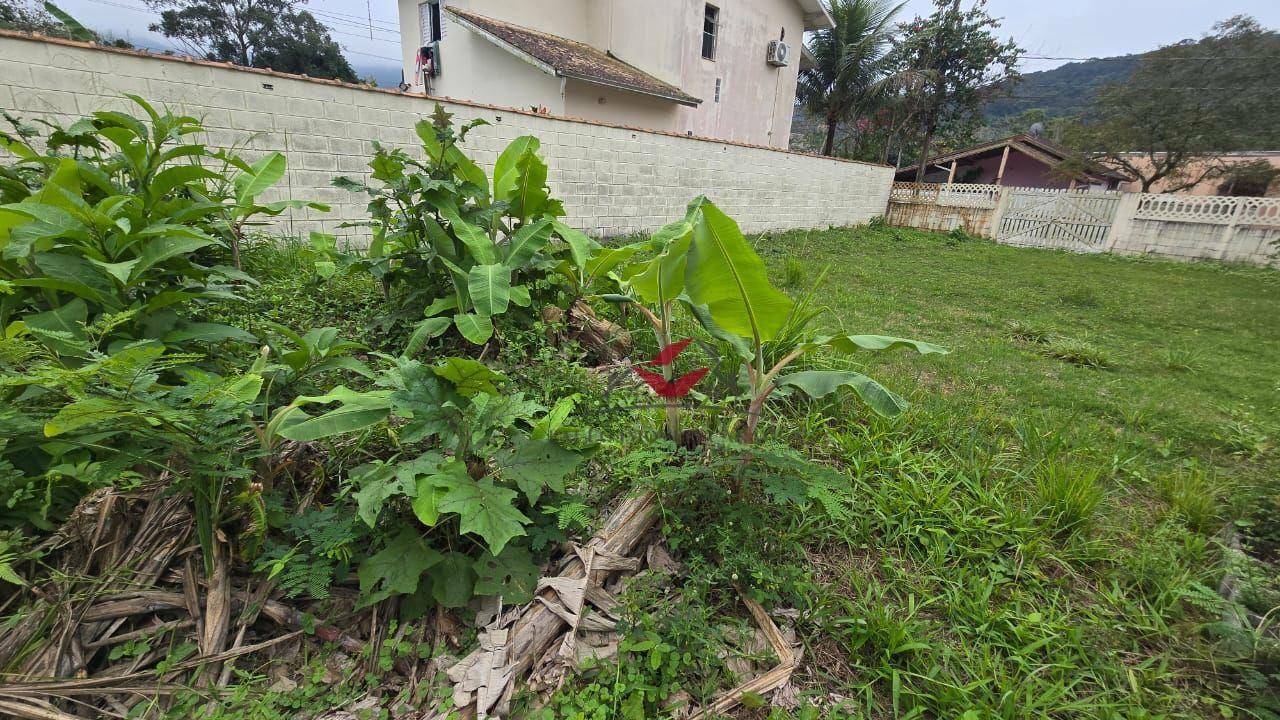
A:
[51,0,1280,79]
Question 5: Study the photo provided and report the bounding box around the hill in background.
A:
[984,55,1140,121]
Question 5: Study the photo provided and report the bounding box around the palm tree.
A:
[798,0,905,156]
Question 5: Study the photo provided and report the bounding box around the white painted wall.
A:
[398,0,808,148]
[397,0,567,114]
[0,33,891,244]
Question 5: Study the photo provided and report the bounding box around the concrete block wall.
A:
[1116,220,1279,266]
[0,32,893,242]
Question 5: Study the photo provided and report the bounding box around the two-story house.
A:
[396,0,833,149]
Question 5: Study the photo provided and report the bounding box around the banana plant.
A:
[203,150,329,269]
[614,197,948,446]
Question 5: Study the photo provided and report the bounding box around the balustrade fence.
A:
[885,182,1280,266]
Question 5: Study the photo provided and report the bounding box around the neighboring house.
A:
[1114,152,1280,197]
[396,0,834,148]
[894,134,1126,190]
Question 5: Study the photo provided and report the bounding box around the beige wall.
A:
[1117,154,1280,196]
[562,80,681,130]
[398,0,568,114]
[0,32,892,243]
[399,0,806,148]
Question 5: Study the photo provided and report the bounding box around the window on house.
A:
[714,78,721,102]
[422,0,442,43]
[702,4,718,60]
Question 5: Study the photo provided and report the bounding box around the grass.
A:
[202,227,1280,719]
[709,224,1280,718]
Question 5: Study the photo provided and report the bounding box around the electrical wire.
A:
[1023,54,1277,61]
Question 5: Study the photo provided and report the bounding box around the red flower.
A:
[632,338,707,398]
[646,338,693,367]
[634,366,709,399]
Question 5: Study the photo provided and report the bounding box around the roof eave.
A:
[447,7,700,107]
[562,71,700,106]
[446,9,559,77]
[798,0,835,29]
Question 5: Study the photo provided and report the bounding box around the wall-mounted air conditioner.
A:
[766,40,790,67]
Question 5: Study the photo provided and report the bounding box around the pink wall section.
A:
[905,149,1108,189]
[962,153,1073,188]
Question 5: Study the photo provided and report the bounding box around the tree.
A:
[1061,16,1279,193]
[1214,159,1280,197]
[891,0,1020,182]
[146,0,357,82]
[798,0,904,157]
[1,1,132,46]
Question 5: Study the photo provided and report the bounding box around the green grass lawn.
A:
[202,228,1280,720]
[759,224,1278,487]
[700,225,1280,719]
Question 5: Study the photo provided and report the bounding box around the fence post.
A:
[1217,198,1243,261]
[988,186,1012,240]
[1104,192,1141,253]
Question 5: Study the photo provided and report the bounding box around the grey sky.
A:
[898,0,1280,72]
[50,0,1280,78]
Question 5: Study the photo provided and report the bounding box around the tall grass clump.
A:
[1034,462,1104,537]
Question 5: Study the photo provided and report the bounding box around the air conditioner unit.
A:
[766,40,790,67]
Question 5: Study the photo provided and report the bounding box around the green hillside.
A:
[985,55,1140,121]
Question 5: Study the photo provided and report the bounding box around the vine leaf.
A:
[474,545,539,603]
[431,551,477,608]
[433,357,507,397]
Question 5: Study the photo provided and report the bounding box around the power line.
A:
[306,8,400,36]
[1023,54,1278,61]
[305,4,399,28]
[340,45,401,63]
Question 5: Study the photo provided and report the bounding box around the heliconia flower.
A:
[645,338,693,367]
[633,365,709,399]
[633,338,707,398]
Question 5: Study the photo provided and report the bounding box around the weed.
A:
[1155,465,1221,533]
[783,257,807,288]
[1058,284,1101,308]
[1042,335,1113,368]
[1159,345,1205,373]
[1033,462,1104,536]
[1213,407,1271,457]
[1006,319,1054,344]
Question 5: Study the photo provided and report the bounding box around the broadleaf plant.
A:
[273,351,588,608]
[332,104,578,347]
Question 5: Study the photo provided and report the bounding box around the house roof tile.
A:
[445,7,701,107]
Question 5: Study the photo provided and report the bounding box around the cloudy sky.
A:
[50,0,1280,81]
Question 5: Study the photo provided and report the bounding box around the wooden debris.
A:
[687,593,799,719]
[447,492,658,718]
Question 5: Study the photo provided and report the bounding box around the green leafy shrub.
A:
[271,355,587,609]
[0,96,318,356]
[331,104,580,347]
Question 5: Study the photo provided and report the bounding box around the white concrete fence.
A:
[0,31,892,243]
[888,182,1280,267]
